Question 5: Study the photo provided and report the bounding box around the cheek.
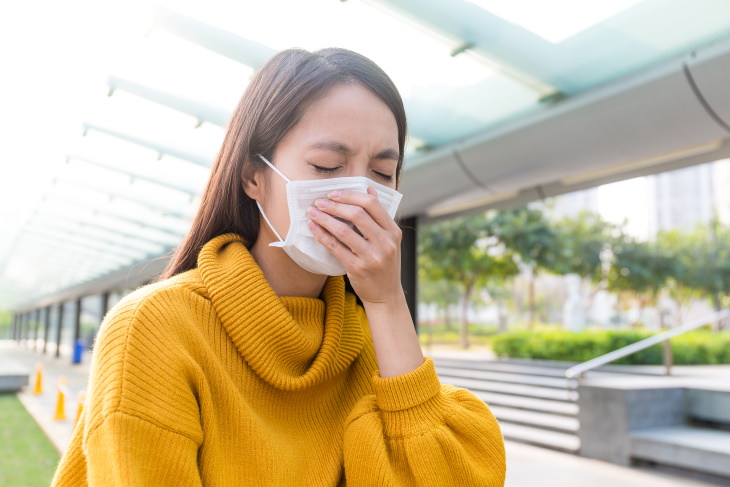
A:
[262,178,292,234]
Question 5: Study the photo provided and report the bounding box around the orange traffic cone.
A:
[74,392,86,428]
[53,377,68,421]
[32,363,43,395]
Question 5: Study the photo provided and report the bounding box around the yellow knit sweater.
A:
[52,234,505,486]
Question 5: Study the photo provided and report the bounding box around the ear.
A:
[243,167,265,201]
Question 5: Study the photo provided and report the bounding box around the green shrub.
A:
[491,328,730,365]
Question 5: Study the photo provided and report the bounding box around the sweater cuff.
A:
[372,357,441,412]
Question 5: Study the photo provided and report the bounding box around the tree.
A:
[607,233,676,326]
[419,213,518,347]
[663,222,730,321]
[549,211,618,328]
[550,211,616,281]
[488,206,557,329]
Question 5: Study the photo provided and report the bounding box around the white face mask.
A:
[255,154,403,276]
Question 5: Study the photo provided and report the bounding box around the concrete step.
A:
[433,357,680,379]
[434,358,573,378]
[630,425,730,479]
[489,405,579,433]
[0,356,30,392]
[473,390,579,416]
[442,376,578,402]
[499,422,580,453]
[436,365,573,389]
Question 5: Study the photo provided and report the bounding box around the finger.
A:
[313,198,381,242]
[307,207,371,257]
[307,217,365,272]
[328,188,398,231]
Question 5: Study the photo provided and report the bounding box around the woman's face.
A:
[247,82,400,246]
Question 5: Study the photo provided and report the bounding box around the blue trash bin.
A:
[73,339,84,364]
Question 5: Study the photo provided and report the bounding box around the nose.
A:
[347,158,370,179]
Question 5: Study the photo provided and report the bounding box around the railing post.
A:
[662,339,673,376]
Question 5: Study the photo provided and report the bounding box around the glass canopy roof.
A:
[2,0,730,310]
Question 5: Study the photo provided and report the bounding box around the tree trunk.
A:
[496,298,507,333]
[528,274,536,330]
[460,282,473,348]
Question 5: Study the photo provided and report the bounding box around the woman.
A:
[52,47,506,486]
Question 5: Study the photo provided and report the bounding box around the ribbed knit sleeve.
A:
[52,278,208,487]
[84,412,202,486]
[343,358,506,486]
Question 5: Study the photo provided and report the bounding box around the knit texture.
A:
[51,234,505,486]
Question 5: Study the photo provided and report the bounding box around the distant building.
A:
[652,163,714,232]
[713,159,730,226]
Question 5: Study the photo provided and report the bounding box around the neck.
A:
[250,235,328,298]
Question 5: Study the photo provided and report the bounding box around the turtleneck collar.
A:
[197,234,365,391]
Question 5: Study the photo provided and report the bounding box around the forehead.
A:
[289,83,399,152]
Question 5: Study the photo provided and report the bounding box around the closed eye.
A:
[373,170,394,183]
[313,165,341,174]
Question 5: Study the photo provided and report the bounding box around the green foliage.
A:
[658,222,730,307]
[0,394,60,486]
[488,206,557,268]
[419,213,519,346]
[492,328,730,365]
[550,211,616,281]
[607,235,676,299]
[419,324,498,346]
[419,214,518,285]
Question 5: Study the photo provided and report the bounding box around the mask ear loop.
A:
[256,154,290,182]
[254,154,289,245]
[256,201,286,243]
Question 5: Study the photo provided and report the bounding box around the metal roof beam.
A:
[107,76,230,127]
[24,225,158,258]
[152,6,277,68]
[66,154,201,196]
[18,253,170,309]
[19,230,143,261]
[26,220,166,255]
[32,198,186,238]
[29,212,181,248]
[53,179,195,221]
[82,123,213,167]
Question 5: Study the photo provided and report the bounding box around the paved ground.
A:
[1,340,725,486]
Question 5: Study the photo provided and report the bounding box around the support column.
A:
[72,298,82,364]
[43,305,52,354]
[400,216,419,330]
[100,291,110,322]
[55,302,64,358]
[33,308,41,351]
[12,313,19,341]
[21,312,29,346]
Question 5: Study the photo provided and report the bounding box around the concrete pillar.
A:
[578,381,686,465]
[55,302,64,358]
[42,305,52,354]
[33,308,41,351]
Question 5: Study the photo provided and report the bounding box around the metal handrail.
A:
[565,308,730,379]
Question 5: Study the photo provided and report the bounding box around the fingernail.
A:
[307,207,321,217]
[328,190,342,199]
[315,199,330,209]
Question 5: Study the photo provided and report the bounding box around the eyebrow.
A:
[308,141,399,161]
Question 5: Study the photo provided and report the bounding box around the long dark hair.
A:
[159,47,407,280]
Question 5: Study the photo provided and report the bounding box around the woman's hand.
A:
[306,187,402,305]
[307,187,424,378]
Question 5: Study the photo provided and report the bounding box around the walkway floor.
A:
[1,340,725,486]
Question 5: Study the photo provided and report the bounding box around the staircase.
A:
[433,357,581,453]
[434,356,730,483]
